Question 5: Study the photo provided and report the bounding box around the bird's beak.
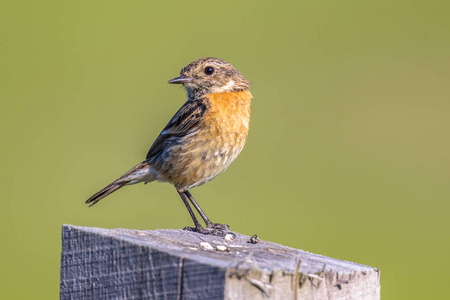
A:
[168,75,193,84]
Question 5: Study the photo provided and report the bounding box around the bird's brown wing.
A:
[146,97,208,160]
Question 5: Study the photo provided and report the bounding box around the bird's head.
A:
[168,57,251,99]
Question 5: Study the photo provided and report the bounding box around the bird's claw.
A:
[206,222,230,231]
[183,225,230,237]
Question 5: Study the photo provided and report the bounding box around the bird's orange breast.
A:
[203,90,252,135]
[162,90,252,191]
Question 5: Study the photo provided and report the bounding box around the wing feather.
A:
[146,98,208,160]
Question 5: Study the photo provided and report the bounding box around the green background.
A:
[2,1,449,299]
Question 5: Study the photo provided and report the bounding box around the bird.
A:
[86,57,252,235]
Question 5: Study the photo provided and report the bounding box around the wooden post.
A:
[60,225,380,299]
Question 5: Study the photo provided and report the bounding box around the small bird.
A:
[86,57,252,235]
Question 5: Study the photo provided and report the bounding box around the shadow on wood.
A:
[60,225,380,299]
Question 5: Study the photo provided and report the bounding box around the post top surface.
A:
[62,224,378,276]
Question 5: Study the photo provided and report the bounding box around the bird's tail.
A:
[85,161,154,207]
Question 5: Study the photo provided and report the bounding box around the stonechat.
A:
[86,57,252,235]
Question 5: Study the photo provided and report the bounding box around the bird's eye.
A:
[204,66,215,75]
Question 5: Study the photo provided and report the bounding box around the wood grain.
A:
[60,225,380,299]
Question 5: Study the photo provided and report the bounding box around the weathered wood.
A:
[60,225,380,299]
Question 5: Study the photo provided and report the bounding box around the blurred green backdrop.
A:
[1,0,449,299]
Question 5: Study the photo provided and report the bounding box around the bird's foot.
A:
[205,221,230,231]
[183,225,230,236]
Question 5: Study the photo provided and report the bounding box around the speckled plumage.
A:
[86,57,252,235]
[150,90,252,191]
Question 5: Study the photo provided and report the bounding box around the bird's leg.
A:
[177,190,204,232]
[184,190,230,231]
